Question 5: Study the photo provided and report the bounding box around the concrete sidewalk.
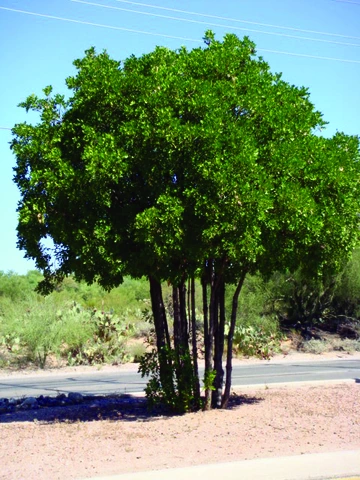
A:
[84,450,360,480]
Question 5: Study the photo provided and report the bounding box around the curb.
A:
[232,377,357,391]
[80,450,360,480]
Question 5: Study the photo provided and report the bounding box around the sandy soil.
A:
[0,357,359,480]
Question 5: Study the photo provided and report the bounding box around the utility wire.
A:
[260,48,360,63]
[0,127,12,131]
[110,0,360,41]
[72,0,360,48]
[0,6,200,42]
[1,6,360,64]
[334,0,360,4]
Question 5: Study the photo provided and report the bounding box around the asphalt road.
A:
[0,358,359,398]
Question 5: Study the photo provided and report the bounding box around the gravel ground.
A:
[0,379,359,480]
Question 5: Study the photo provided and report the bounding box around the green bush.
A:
[138,347,196,413]
[0,270,42,302]
[232,323,282,359]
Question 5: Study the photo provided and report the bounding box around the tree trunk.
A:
[191,276,201,408]
[172,284,182,389]
[173,281,189,355]
[150,275,168,350]
[172,279,194,410]
[222,272,247,408]
[179,280,188,350]
[202,272,209,409]
[212,278,225,408]
[187,279,191,340]
[149,275,174,397]
[204,262,216,411]
[173,285,181,352]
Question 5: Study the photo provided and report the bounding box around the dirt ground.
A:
[0,353,359,480]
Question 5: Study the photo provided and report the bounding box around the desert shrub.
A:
[0,296,135,368]
[67,336,130,365]
[132,320,154,339]
[231,274,281,332]
[127,342,147,362]
[0,352,10,369]
[268,269,339,329]
[0,296,31,352]
[331,338,360,353]
[224,274,283,358]
[232,323,282,359]
[0,274,157,369]
[2,299,95,368]
[55,303,96,354]
[264,251,360,333]
[226,274,268,324]
[286,329,304,350]
[300,339,331,354]
[0,270,41,302]
[102,277,150,313]
[332,249,360,318]
[65,309,132,365]
[49,275,151,313]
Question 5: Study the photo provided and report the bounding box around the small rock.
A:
[20,397,38,409]
[68,392,84,403]
[37,396,48,407]
[45,397,59,407]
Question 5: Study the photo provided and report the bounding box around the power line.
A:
[0,6,200,42]
[1,6,360,64]
[110,0,360,41]
[334,0,360,4]
[72,0,360,48]
[260,48,360,64]
[0,127,12,131]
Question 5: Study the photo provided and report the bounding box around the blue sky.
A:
[0,0,359,274]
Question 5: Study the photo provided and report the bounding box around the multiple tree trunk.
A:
[149,265,247,411]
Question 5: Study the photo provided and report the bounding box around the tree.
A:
[11,32,360,411]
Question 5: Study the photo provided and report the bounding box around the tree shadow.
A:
[0,392,263,424]
[226,392,263,410]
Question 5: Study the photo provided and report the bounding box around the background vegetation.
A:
[1,248,359,370]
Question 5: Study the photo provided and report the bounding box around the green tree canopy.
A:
[11,32,360,411]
